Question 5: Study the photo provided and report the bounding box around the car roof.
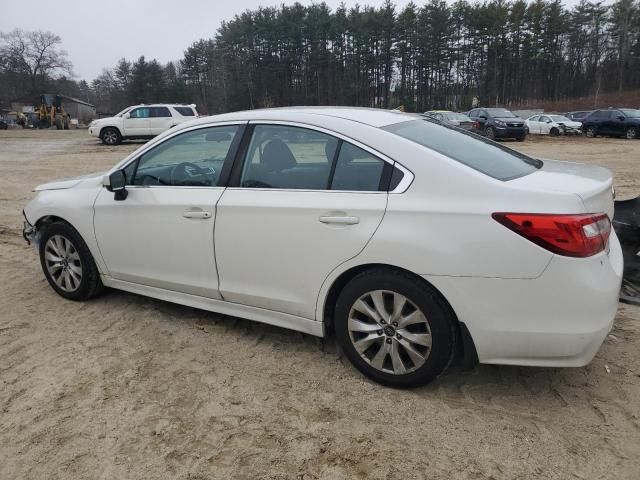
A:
[130,104,195,108]
[185,107,420,128]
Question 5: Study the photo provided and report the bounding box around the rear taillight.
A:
[492,212,611,257]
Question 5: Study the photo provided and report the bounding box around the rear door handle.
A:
[183,210,212,219]
[319,215,359,225]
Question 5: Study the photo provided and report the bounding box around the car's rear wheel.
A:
[39,221,104,301]
[101,127,121,145]
[484,126,495,140]
[585,126,597,138]
[626,127,638,139]
[335,269,456,388]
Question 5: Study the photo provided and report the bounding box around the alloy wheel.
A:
[347,290,432,375]
[626,127,637,140]
[103,130,118,145]
[44,235,83,292]
[586,127,596,138]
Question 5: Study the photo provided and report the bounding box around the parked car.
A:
[467,108,527,140]
[582,108,640,139]
[88,104,199,145]
[565,111,592,122]
[423,110,476,130]
[23,107,621,388]
[525,114,582,135]
[0,117,7,130]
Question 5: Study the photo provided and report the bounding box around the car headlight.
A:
[495,120,505,126]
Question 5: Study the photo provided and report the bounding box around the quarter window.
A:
[331,143,386,191]
[127,125,240,187]
[174,107,196,116]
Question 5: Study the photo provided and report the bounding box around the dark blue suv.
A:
[582,109,640,139]
[467,108,527,141]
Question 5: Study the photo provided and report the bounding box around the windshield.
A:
[115,107,133,117]
[620,109,640,118]
[486,108,516,118]
[549,115,571,122]
[383,119,542,181]
[445,112,471,121]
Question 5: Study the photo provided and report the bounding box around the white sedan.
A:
[526,114,583,135]
[23,108,622,388]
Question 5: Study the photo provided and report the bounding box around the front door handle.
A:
[319,215,360,225]
[183,210,212,219]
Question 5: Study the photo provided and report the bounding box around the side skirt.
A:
[102,276,325,337]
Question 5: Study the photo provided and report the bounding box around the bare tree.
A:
[0,29,73,93]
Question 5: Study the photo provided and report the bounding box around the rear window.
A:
[383,119,542,181]
[174,107,196,116]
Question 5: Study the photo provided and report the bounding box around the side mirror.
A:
[103,170,128,200]
[617,116,625,121]
[124,113,131,119]
[479,115,487,120]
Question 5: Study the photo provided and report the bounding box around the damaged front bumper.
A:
[22,210,38,246]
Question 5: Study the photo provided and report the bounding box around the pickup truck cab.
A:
[89,104,199,145]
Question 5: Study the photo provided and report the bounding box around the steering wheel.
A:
[170,162,210,185]
[242,179,272,188]
[138,174,168,186]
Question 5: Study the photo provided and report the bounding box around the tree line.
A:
[2,0,640,115]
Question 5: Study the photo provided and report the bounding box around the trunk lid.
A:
[508,159,614,218]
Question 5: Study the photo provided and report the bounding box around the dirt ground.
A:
[1,129,639,480]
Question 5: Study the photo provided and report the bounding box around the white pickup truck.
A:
[88,104,199,145]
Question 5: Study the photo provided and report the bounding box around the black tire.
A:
[63,116,70,130]
[101,127,122,145]
[484,126,495,140]
[550,127,559,136]
[585,126,597,138]
[516,135,526,142]
[335,269,456,388]
[55,114,63,130]
[626,127,638,140]
[38,221,104,301]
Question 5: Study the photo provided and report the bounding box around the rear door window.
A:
[238,125,390,191]
[151,107,171,117]
[384,119,542,181]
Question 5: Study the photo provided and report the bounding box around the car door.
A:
[214,123,392,319]
[539,116,552,134]
[592,110,609,134]
[608,110,625,136]
[123,107,151,136]
[93,123,244,298]
[149,106,174,135]
[527,116,540,134]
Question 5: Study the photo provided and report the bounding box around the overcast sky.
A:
[1,0,585,81]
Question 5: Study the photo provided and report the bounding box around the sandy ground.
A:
[1,129,639,479]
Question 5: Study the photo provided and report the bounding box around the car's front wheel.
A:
[585,126,597,138]
[335,269,455,388]
[626,127,638,139]
[101,127,122,145]
[484,126,495,140]
[39,221,104,301]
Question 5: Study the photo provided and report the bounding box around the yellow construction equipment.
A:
[37,94,70,130]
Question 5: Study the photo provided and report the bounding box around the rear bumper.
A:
[425,232,623,367]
